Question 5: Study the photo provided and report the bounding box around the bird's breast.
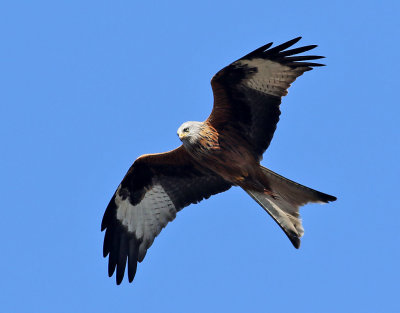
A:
[184,128,259,185]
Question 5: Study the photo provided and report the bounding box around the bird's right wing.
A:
[208,37,324,158]
[101,145,231,284]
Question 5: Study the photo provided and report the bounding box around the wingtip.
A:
[108,267,115,278]
[116,266,126,285]
[269,37,302,52]
[101,215,107,231]
[116,276,123,285]
[290,235,301,249]
[263,41,274,49]
[320,193,337,203]
[103,248,109,258]
[242,41,273,59]
[288,36,302,46]
[327,195,337,202]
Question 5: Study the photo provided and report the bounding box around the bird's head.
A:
[177,121,203,145]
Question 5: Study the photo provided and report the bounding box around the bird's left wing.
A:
[208,37,324,158]
[101,146,231,284]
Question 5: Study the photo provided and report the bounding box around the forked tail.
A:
[244,166,336,248]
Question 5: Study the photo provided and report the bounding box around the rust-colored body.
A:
[183,122,268,191]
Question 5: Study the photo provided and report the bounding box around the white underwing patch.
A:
[115,184,176,244]
[237,59,299,97]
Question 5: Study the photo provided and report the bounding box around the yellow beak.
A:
[177,131,184,140]
[178,130,188,140]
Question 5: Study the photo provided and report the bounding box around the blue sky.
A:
[1,1,399,312]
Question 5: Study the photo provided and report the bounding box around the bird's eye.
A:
[183,127,189,133]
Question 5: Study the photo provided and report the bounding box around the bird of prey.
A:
[101,37,336,284]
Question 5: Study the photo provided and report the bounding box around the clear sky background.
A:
[1,1,399,312]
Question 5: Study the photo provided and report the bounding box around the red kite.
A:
[101,37,336,284]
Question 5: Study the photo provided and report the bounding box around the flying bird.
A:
[101,37,336,284]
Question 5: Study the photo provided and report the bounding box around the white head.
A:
[177,121,203,146]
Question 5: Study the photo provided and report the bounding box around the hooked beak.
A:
[177,130,188,141]
[177,130,184,140]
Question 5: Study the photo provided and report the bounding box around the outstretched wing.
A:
[208,37,324,158]
[101,146,231,284]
